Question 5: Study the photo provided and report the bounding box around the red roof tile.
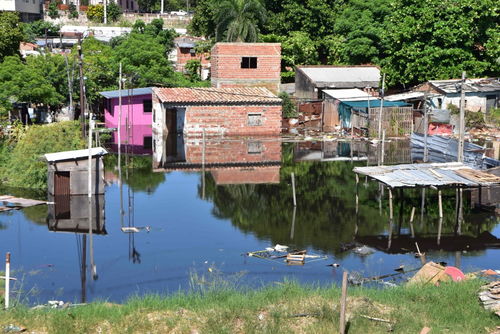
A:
[153,87,281,104]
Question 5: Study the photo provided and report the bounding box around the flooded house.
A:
[44,147,108,196]
[152,87,282,138]
[294,65,380,100]
[100,87,153,154]
[210,42,282,93]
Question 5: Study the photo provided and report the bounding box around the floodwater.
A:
[0,138,499,305]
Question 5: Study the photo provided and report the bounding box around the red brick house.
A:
[152,87,282,138]
[210,43,281,93]
[170,36,210,80]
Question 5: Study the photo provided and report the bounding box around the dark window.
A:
[248,113,263,126]
[180,47,191,54]
[143,99,152,114]
[143,136,152,149]
[241,57,257,69]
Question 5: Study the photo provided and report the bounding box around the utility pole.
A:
[161,0,164,14]
[87,111,96,280]
[64,54,74,120]
[77,34,86,137]
[458,71,466,163]
[377,73,385,140]
[423,93,429,163]
[118,62,124,228]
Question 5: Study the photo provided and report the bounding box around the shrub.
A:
[48,1,60,19]
[68,2,79,19]
[2,121,85,189]
[280,92,298,118]
[86,4,103,22]
[185,59,201,81]
[107,1,122,22]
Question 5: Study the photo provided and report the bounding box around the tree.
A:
[48,1,60,19]
[382,0,499,87]
[188,0,216,38]
[214,0,267,42]
[107,1,122,22]
[279,92,297,118]
[68,2,79,19]
[185,59,201,81]
[0,12,24,62]
[280,31,318,67]
[22,20,61,43]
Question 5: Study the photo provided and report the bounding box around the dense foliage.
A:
[0,12,24,62]
[22,20,61,43]
[87,2,122,23]
[0,121,85,189]
[191,0,500,87]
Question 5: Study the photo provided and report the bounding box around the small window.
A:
[241,57,257,69]
[143,99,152,114]
[143,136,152,149]
[248,113,262,126]
[180,48,191,54]
[248,141,262,154]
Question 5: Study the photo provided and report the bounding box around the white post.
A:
[104,0,107,24]
[88,113,96,279]
[160,0,164,14]
[381,130,386,165]
[458,71,466,163]
[377,74,385,140]
[291,172,297,207]
[4,252,10,309]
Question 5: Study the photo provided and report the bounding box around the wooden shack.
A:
[44,147,108,196]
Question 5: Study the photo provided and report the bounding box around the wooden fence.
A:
[367,107,413,138]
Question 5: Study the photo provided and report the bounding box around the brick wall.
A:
[184,105,282,136]
[184,138,282,164]
[176,47,210,73]
[211,43,281,93]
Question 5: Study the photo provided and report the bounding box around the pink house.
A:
[101,87,153,154]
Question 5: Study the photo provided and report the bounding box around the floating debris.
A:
[353,245,376,256]
[0,195,46,213]
[246,245,327,265]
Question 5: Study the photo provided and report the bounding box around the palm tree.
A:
[214,0,267,42]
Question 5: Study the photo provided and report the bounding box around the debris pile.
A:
[479,281,500,317]
[246,244,328,266]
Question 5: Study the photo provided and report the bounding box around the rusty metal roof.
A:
[353,162,500,188]
[153,87,281,104]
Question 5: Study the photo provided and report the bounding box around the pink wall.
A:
[104,94,152,147]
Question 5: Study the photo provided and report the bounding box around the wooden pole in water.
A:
[202,129,206,200]
[381,130,386,165]
[388,188,393,220]
[290,206,296,240]
[291,172,297,207]
[438,189,443,219]
[409,206,416,238]
[355,173,359,215]
[339,271,348,334]
[420,188,426,225]
[5,252,10,309]
[458,71,466,163]
[377,74,385,140]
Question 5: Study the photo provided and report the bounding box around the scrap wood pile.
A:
[479,281,500,318]
[246,244,328,265]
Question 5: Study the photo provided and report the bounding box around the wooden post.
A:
[291,172,297,207]
[423,93,429,163]
[339,271,348,334]
[5,252,10,309]
[355,173,359,215]
[388,188,393,220]
[437,217,443,246]
[377,73,385,140]
[458,71,466,163]
[438,189,443,219]
[420,188,426,225]
[409,206,416,238]
[290,206,296,240]
[457,188,463,235]
[202,129,206,200]
[381,130,386,165]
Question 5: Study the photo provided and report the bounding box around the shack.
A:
[152,87,282,137]
[44,147,108,196]
[323,89,412,136]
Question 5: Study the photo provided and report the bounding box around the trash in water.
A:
[121,226,151,233]
[246,245,327,265]
[353,245,375,256]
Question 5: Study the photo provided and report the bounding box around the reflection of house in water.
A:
[293,140,412,165]
[153,136,282,185]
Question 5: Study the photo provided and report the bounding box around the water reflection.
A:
[46,194,105,303]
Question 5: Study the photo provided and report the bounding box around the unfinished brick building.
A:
[210,43,281,93]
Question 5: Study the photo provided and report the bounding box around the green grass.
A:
[0,280,497,333]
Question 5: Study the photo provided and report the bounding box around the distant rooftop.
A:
[323,88,375,101]
[99,87,153,99]
[426,78,500,94]
[154,87,281,104]
[297,66,380,88]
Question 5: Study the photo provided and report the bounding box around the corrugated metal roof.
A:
[385,91,425,101]
[298,66,380,87]
[99,87,153,99]
[153,87,281,104]
[429,78,500,94]
[44,147,108,162]
[353,162,500,188]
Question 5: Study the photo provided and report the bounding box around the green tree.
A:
[48,1,60,19]
[188,0,216,38]
[185,59,201,81]
[281,31,318,67]
[214,0,267,42]
[0,12,24,62]
[279,92,297,118]
[107,1,122,22]
[22,20,61,43]
[68,2,79,19]
[382,0,499,87]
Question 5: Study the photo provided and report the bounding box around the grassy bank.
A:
[0,280,497,334]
